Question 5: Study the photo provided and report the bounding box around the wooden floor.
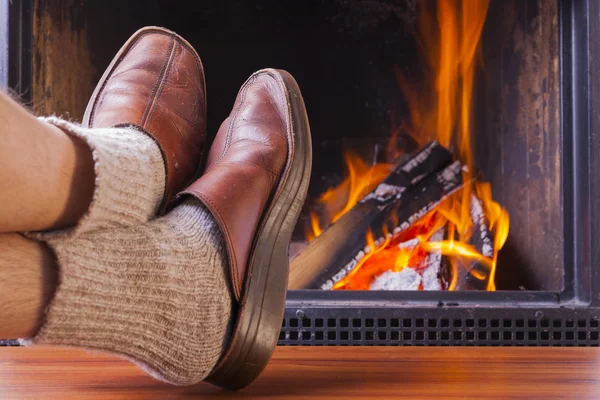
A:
[1,347,599,399]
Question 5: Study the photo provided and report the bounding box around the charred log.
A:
[451,193,495,290]
[289,142,464,290]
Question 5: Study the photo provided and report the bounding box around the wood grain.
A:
[32,0,97,121]
[477,0,562,290]
[31,0,163,121]
[1,347,599,399]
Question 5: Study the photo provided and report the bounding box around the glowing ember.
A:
[305,0,509,291]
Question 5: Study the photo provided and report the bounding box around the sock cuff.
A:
[27,117,166,240]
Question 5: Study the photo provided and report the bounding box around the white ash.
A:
[330,270,346,286]
[420,228,445,290]
[379,229,445,291]
[398,237,419,249]
[421,263,442,290]
[401,142,435,174]
[470,192,485,225]
[469,194,494,258]
[321,280,334,290]
[322,227,446,291]
[393,221,411,234]
[370,268,422,290]
[437,161,462,192]
[319,248,367,290]
[361,183,405,203]
[386,228,445,291]
[407,202,438,226]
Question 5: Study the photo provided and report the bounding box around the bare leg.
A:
[0,233,57,338]
[0,91,95,232]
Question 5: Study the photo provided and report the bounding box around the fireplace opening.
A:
[28,0,562,292]
[287,0,510,293]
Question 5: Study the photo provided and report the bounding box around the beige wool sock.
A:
[22,198,233,386]
[29,117,166,240]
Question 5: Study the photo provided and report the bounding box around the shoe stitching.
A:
[88,28,171,127]
[140,34,176,127]
[204,73,257,174]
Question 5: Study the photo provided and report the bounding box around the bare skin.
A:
[0,233,57,338]
[0,91,94,338]
[0,91,95,233]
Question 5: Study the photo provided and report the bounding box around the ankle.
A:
[26,118,166,239]
[49,127,95,230]
[0,234,57,339]
[19,119,95,232]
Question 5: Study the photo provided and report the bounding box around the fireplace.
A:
[1,0,599,347]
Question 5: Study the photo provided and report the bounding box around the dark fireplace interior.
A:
[31,0,562,291]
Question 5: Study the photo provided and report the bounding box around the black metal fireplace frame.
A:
[0,0,598,347]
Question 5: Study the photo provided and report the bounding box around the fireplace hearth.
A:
[1,0,598,347]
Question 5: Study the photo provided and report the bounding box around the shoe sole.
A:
[205,69,312,390]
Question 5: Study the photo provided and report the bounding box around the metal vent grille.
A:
[278,308,600,346]
[3,314,599,347]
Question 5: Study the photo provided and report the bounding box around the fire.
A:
[306,0,510,291]
[332,214,442,290]
[309,153,394,237]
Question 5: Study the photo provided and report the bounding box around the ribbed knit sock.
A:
[22,198,233,386]
[28,117,166,240]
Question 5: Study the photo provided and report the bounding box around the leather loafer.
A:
[180,69,312,390]
[83,26,207,211]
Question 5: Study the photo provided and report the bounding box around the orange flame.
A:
[309,153,394,237]
[333,215,438,290]
[306,0,510,291]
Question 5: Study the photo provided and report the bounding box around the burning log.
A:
[288,142,462,290]
[451,193,494,290]
[319,164,464,291]
[419,228,447,290]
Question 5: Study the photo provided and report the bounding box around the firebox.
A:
[0,0,599,347]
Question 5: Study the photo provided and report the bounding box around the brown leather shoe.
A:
[180,69,312,390]
[83,26,207,211]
